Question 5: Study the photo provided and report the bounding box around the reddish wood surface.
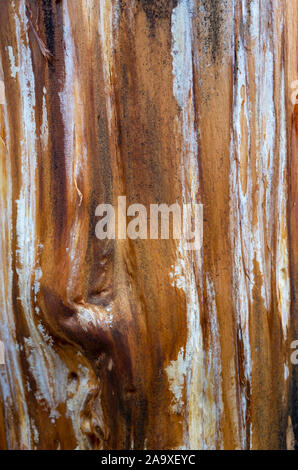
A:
[0,0,297,449]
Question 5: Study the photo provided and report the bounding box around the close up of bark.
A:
[0,0,297,450]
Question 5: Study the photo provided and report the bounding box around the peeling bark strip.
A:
[0,0,296,450]
[0,342,4,365]
[0,80,4,104]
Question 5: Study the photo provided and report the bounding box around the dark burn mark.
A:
[196,0,225,63]
[38,0,68,243]
[42,0,55,57]
[137,0,178,31]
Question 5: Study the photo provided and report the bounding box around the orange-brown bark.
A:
[0,0,296,449]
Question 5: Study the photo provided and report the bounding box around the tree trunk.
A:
[0,0,297,450]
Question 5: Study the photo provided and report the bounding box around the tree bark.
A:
[0,0,297,450]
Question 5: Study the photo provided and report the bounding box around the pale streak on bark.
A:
[0,1,65,448]
[168,0,222,450]
[0,52,31,448]
[230,0,291,449]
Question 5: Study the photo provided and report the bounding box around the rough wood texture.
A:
[0,0,297,450]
